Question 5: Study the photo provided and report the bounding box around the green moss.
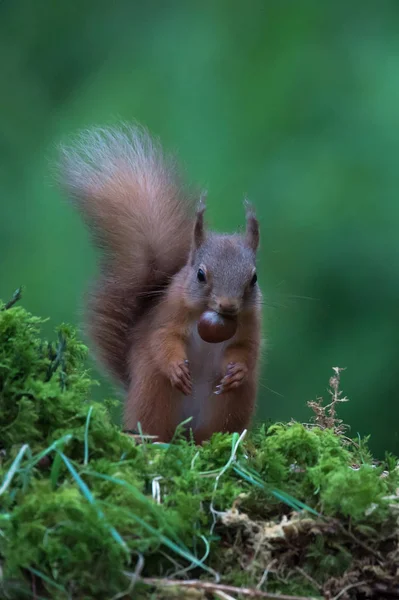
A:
[318,464,388,519]
[0,294,398,599]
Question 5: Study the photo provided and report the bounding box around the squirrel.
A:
[58,124,263,444]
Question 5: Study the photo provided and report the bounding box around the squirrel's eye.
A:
[197,268,206,283]
[250,272,257,286]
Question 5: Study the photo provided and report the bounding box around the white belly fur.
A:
[180,326,235,431]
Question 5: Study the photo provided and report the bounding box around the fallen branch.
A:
[140,577,320,599]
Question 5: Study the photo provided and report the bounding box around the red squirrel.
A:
[58,124,263,444]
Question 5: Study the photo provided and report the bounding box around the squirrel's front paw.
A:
[215,362,248,395]
[168,360,192,395]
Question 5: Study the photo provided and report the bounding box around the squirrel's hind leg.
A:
[193,381,256,445]
[124,375,182,443]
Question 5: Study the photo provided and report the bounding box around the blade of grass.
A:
[101,501,218,581]
[59,452,129,555]
[209,430,247,534]
[233,464,320,517]
[50,441,69,490]
[82,470,190,552]
[2,583,50,600]
[26,567,67,594]
[271,489,319,516]
[0,444,29,495]
[25,435,73,471]
[170,416,193,444]
[84,406,94,465]
[170,534,211,579]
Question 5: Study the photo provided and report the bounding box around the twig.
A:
[140,577,319,599]
[3,287,22,310]
[123,431,159,440]
[373,583,399,597]
[46,332,67,385]
[295,567,323,593]
[112,553,144,600]
[31,571,37,600]
[339,525,383,563]
[332,580,367,600]
[256,567,270,590]
[214,592,238,600]
[307,367,349,436]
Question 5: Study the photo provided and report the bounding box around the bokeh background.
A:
[1,0,398,456]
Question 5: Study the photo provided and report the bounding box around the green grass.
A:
[0,292,398,599]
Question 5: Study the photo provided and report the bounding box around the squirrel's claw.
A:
[169,360,192,396]
[215,362,247,394]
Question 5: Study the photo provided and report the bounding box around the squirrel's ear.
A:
[192,193,207,250]
[244,199,259,252]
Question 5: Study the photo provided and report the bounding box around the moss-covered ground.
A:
[0,291,398,599]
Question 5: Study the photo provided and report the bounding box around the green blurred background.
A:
[1,0,398,456]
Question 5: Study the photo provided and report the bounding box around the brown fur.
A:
[58,125,196,382]
[58,124,262,443]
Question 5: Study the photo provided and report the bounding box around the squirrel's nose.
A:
[216,298,239,316]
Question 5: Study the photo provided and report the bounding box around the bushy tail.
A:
[58,124,196,385]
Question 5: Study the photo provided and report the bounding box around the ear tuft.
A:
[193,191,207,249]
[244,199,259,252]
